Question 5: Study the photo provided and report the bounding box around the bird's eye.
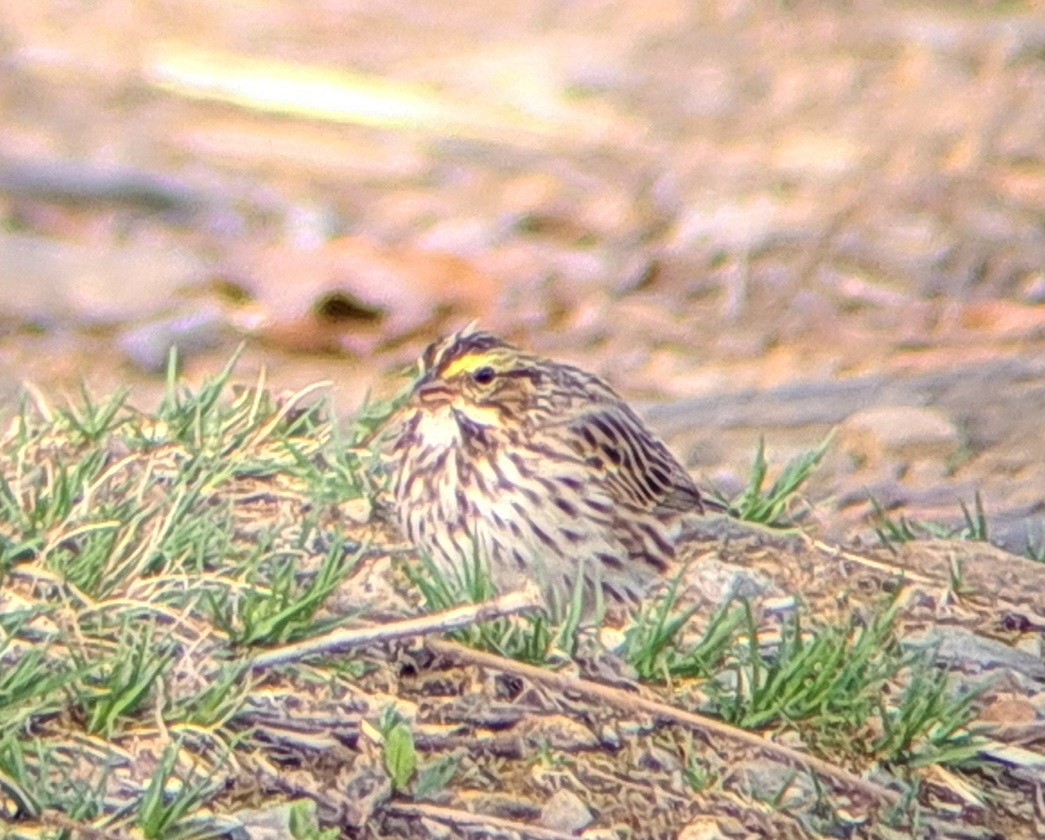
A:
[472,366,496,385]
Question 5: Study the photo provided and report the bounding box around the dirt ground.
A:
[0,1,1043,837]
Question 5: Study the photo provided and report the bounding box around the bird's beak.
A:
[413,373,453,406]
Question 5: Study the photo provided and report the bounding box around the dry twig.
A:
[386,802,580,840]
[427,638,903,807]
[249,583,544,670]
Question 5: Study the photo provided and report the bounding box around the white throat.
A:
[414,405,464,451]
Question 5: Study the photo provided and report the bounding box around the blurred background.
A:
[0,1,1042,544]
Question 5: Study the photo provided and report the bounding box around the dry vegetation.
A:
[0,363,1041,839]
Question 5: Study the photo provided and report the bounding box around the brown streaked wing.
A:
[566,401,704,514]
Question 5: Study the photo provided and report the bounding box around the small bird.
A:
[390,326,710,610]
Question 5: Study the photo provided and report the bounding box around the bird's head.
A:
[411,326,550,428]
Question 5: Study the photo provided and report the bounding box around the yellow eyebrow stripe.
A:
[442,352,494,379]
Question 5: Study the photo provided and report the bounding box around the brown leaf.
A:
[238,236,499,354]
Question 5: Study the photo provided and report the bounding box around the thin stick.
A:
[809,538,934,584]
[427,638,902,806]
[386,802,579,840]
[249,583,544,670]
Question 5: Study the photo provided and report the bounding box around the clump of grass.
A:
[623,587,987,772]
[957,493,989,542]
[205,529,359,647]
[714,601,904,732]
[289,423,373,508]
[137,739,226,840]
[166,662,254,731]
[725,432,833,527]
[873,666,988,768]
[623,576,746,681]
[59,383,131,444]
[405,548,585,665]
[704,601,987,769]
[0,616,82,732]
[79,621,176,738]
[870,492,993,553]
